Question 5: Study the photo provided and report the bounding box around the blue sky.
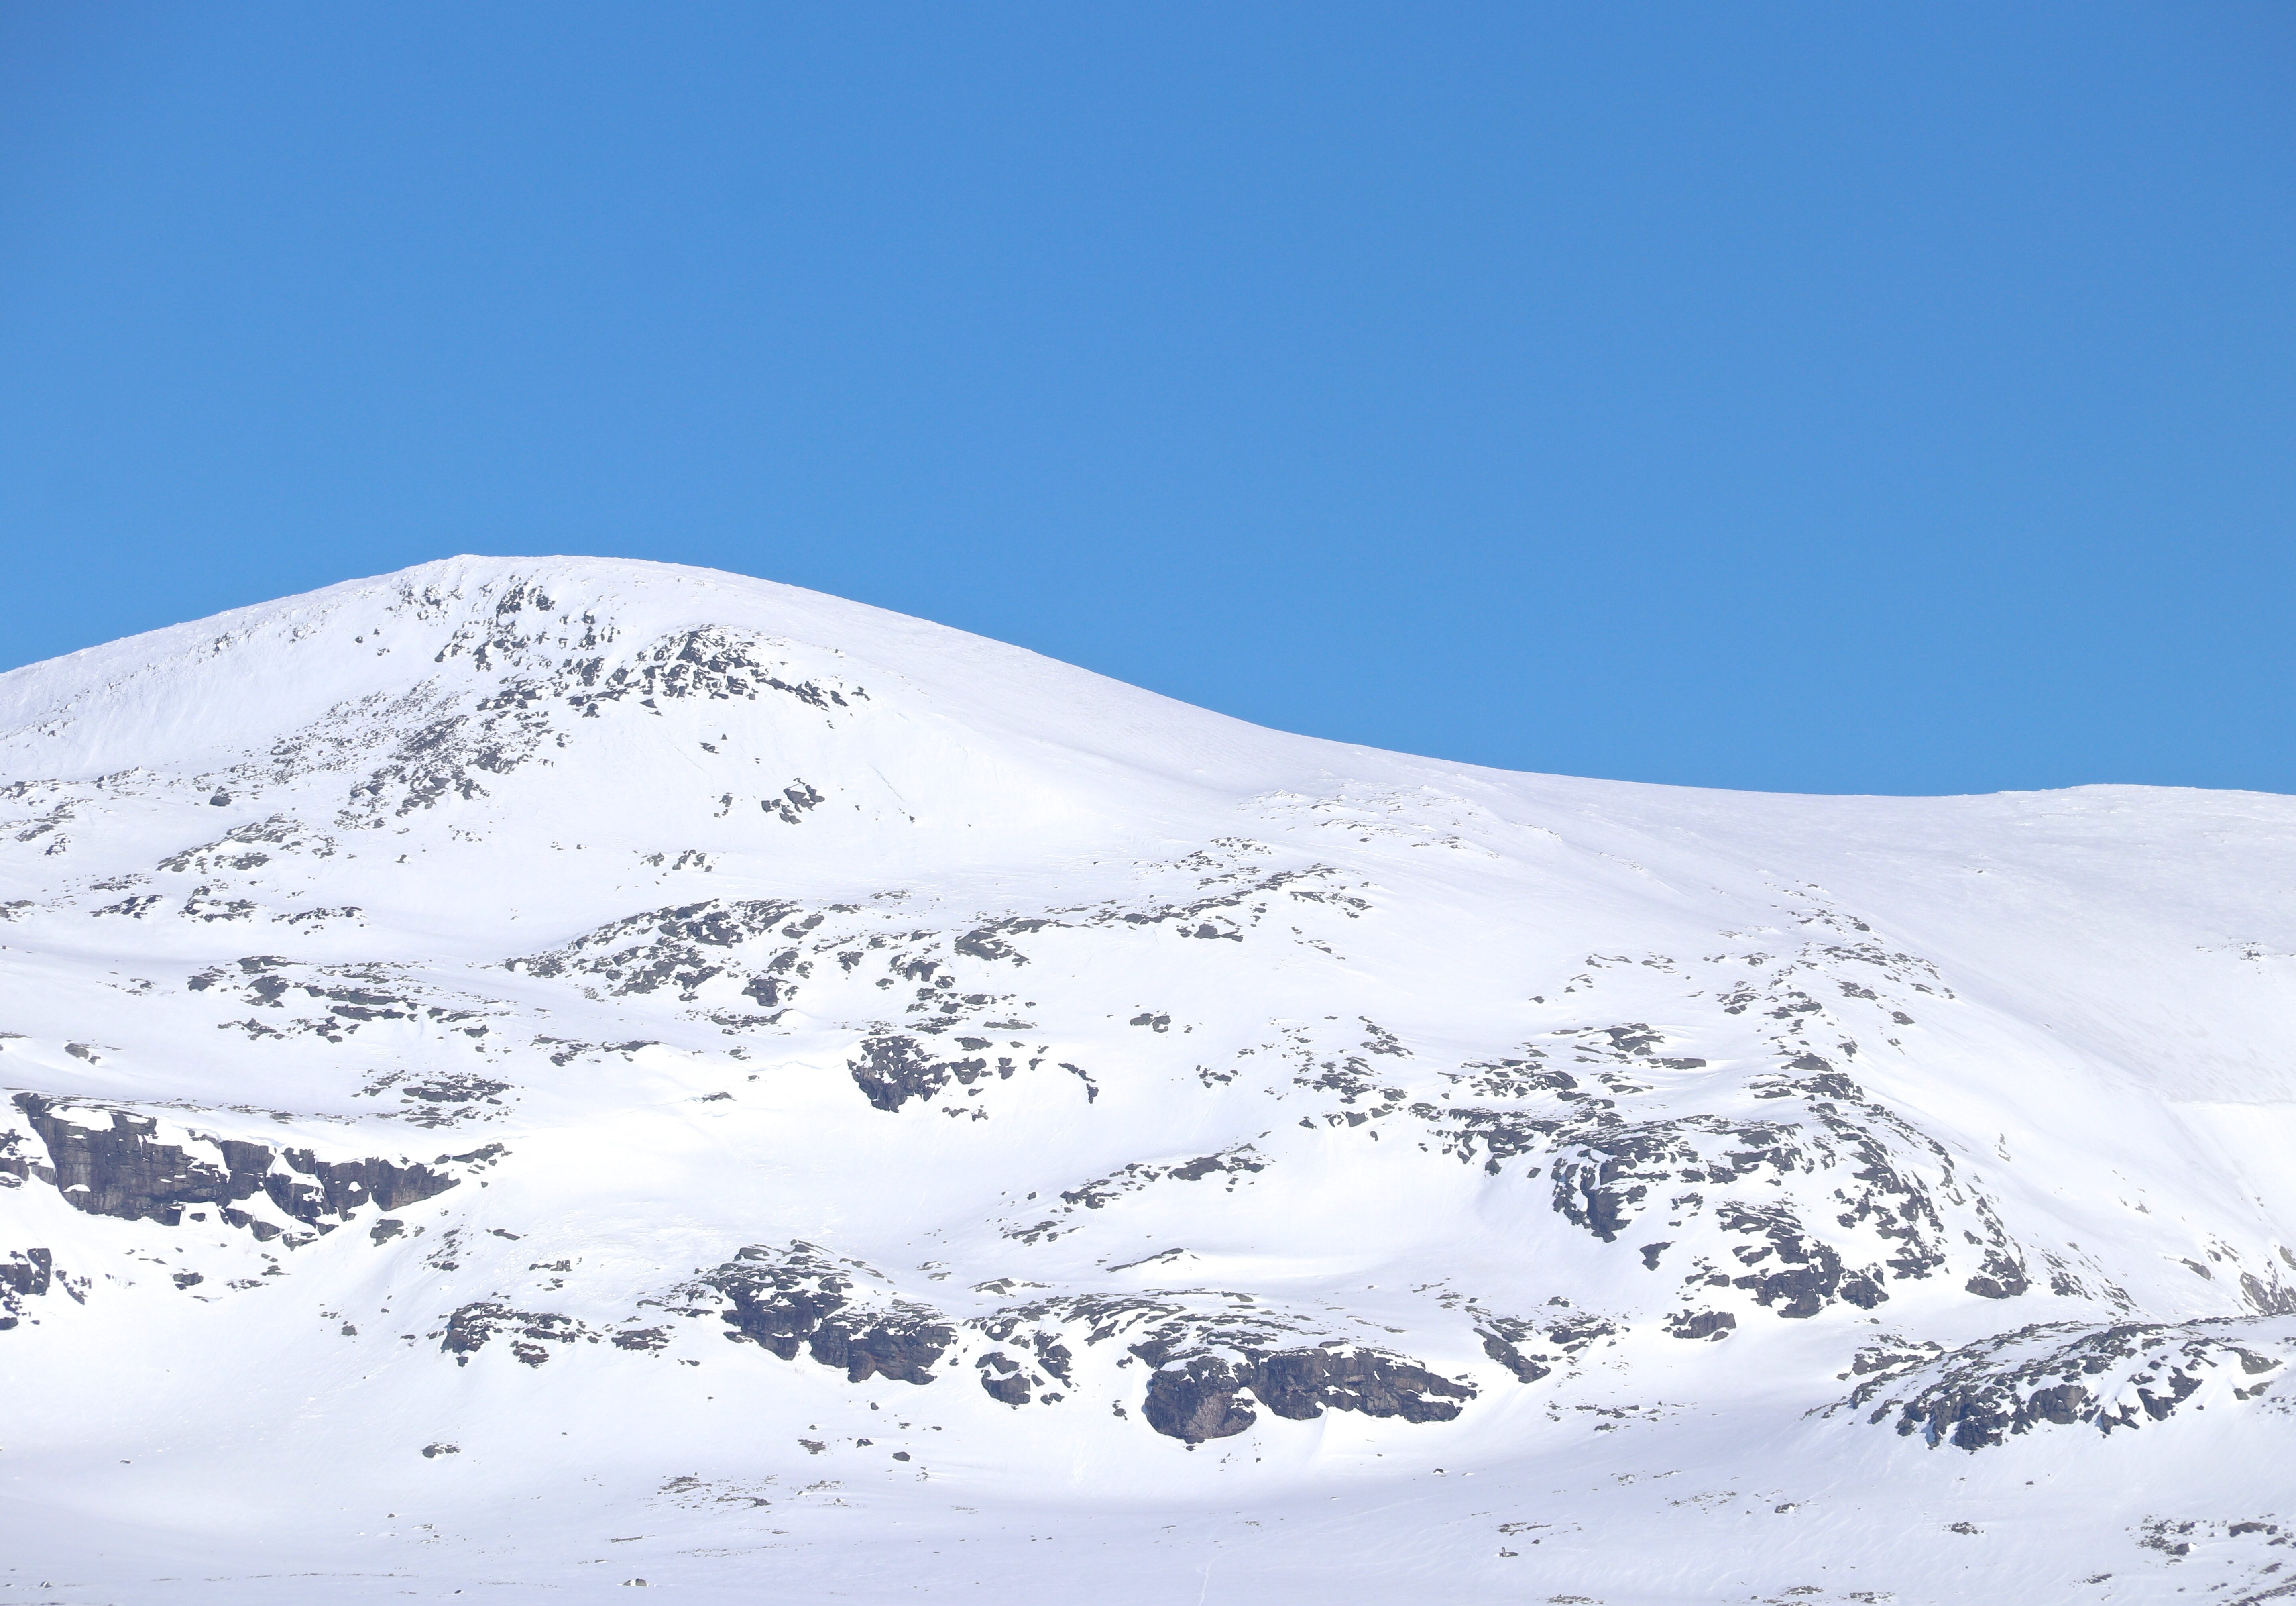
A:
[3,3,2290,795]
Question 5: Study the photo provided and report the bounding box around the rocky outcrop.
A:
[1419,1056,2028,1328]
[682,1242,955,1385]
[0,1247,54,1329]
[957,1287,1474,1440]
[269,1146,470,1222]
[182,956,501,1066]
[508,898,806,1003]
[440,1302,590,1366]
[1138,1346,1474,1443]
[1475,1310,1620,1379]
[13,1095,269,1225]
[556,625,866,717]
[1142,1356,1262,1441]
[9,1094,480,1235]
[847,1033,995,1113]
[1834,1317,2295,1450]
[1714,1200,1888,1317]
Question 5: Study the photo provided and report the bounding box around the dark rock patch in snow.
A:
[680,1243,955,1385]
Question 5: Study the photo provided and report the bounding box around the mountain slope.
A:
[2,556,2292,1605]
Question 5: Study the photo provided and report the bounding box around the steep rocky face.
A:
[9,1093,483,1238]
[3,558,2294,1600]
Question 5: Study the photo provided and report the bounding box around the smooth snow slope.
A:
[2,556,2292,1605]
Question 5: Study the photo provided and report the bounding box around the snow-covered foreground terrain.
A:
[2,556,2292,1605]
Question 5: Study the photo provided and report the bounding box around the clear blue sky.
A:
[3,4,2290,795]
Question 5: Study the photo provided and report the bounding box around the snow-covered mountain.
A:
[2,556,2292,1605]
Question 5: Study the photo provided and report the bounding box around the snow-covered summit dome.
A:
[2,559,2294,1602]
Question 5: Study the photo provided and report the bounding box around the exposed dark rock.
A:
[185,956,498,1047]
[397,1075,510,1104]
[1143,1356,1259,1441]
[1473,1310,1619,1382]
[976,1350,1040,1406]
[1095,864,1357,938]
[1964,1247,2032,1300]
[958,1287,1471,1441]
[510,898,804,1003]
[810,1312,953,1384]
[156,814,335,875]
[557,626,862,717]
[1469,1323,1561,1378]
[1845,1317,2294,1450]
[0,1247,53,1328]
[1134,1345,1472,1442]
[2240,1270,2296,1315]
[954,921,1044,965]
[1166,1147,1267,1182]
[1480,1325,1552,1382]
[1415,1044,2031,1326]
[767,782,825,824]
[1428,1105,1566,1173]
[684,1242,955,1385]
[1667,1310,1738,1341]
[12,1095,261,1225]
[1248,1347,1472,1423]
[315,617,862,829]
[10,1094,470,1238]
[848,1033,991,1113]
[1003,1146,1267,1242]
[1718,1201,1888,1317]
[1449,1057,1561,1101]
[268,1148,461,1222]
[439,1302,588,1365]
[1,1248,56,1298]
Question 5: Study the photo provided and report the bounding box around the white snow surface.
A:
[1,555,2292,1604]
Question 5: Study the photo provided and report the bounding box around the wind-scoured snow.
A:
[1,556,2292,1604]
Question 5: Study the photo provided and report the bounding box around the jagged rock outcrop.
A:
[1137,1347,1474,1443]
[440,1302,592,1367]
[1828,1317,2296,1449]
[7,1094,487,1237]
[679,1243,956,1385]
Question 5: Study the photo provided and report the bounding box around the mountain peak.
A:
[3,563,2294,1602]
